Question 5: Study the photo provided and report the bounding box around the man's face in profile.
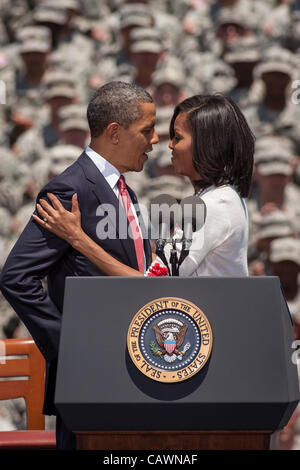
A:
[118,102,158,173]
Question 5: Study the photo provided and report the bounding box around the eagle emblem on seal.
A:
[151,318,190,363]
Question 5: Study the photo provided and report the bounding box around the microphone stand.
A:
[155,239,171,276]
[156,238,189,277]
[155,238,179,276]
[169,239,179,277]
[156,237,189,277]
[177,237,192,271]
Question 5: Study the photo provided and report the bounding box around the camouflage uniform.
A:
[200,59,237,95]
[14,79,77,166]
[128,26,165,88]
[47,144,83,180]
[13,32,52,127]
[0,147,26,214]
[244,45,300,152]
[248,209,296,276]
[261,1,293,48]
[151,58,187,106]
[210,0,272,35]
[224,35,262,108]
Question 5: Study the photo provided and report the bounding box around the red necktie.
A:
[117,175,144,273]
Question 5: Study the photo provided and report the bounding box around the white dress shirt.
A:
[85,145,121,197]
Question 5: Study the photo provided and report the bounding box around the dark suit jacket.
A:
[0,152,152,414]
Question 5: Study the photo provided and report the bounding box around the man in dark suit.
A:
[0,81,158,449]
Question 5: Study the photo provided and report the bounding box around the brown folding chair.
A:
[0,338,56,449]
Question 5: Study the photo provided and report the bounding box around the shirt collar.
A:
[197,184,239,198]
[196,185,216,197]
[85,145,120,190]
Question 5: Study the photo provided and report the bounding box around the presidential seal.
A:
[127,297,213,383]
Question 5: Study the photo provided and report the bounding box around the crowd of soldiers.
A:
[0,0,300,449]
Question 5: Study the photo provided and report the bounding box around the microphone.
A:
[150,194,180,272]
[178,196,207,267]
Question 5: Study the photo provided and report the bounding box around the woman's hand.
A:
[32,193,83,246]
[33,192,143,277]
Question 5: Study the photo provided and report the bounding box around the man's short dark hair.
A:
[87,81,153,138]
[169,94,255,198]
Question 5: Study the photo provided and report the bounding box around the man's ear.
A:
[105,122,120,144]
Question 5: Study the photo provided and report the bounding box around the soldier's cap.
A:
[258,211,294,239]
[255,135,296,154]
[147,174,187,191]
[130,27,162,54]
[51,0,80,11]
[253,46,296,79]
[155,106,173,136]
[33,6,68,25]
[0,148,20,178]
[49,144,82,175]
[15,203,36,230]
[43,70,76,87]
[114,69,134,84]
[47,49,72,70]
[209,76,237,94]
[153,140,173,167]
[11,103,36,121]
[215,8,251,29]
[269,237,300,265]
[120,4,152,29]
[203,59,236,80]
[97,42,120,58]
[17,25,52,43]
[205,60,237,93]
[44,85,76,100]
[224,36,261,63]
[255,147,292,176]
[19,39,51,54]
[255,145,292,160]
[60,118,88,132]
[152,66,185,88]
[147,188,184,203]
[256,162,292,176]
[147,179,192,203]
[58,103,86,121]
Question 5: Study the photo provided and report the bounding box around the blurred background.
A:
[0,0,300,449]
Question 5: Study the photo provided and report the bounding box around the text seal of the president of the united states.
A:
[127,297,213,383]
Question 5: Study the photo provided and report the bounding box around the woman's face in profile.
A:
[169,112,201,181]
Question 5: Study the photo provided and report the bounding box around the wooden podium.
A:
[55,277,300,450]
[75,430,279,450]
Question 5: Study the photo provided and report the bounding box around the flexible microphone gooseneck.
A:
[150,194,180,274]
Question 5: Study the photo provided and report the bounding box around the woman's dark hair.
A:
[169,94,255,198]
